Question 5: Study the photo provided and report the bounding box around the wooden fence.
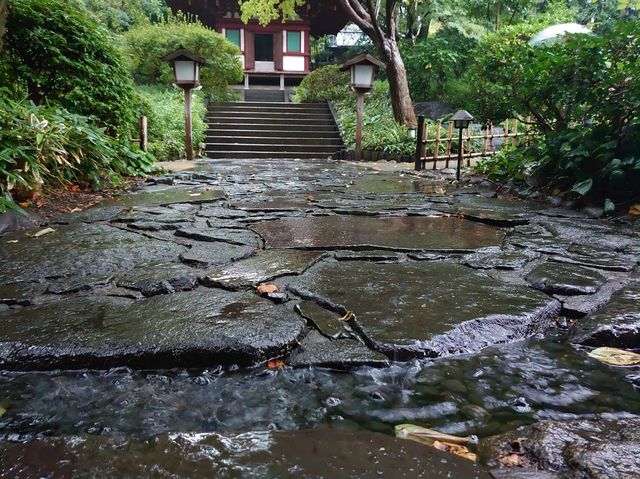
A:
[414,115,535,171]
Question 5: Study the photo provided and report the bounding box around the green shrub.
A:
[81,0,169,32]
[0,90,155,213]
[137,86,206,162]
[124,14,243,98]
[294,64,350,103]
[1,0,141,135]
[471,18,640,204]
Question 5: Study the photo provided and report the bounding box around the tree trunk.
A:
[379,37,417,127]
[0,0,7,50]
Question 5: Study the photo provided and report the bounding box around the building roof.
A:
[165,0,350,36]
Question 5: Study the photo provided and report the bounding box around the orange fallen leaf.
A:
[498,453,525,467]
[338,311,353,322]
[257,284,278,294]
[18,201,32,208]
[432,440,477,462]
[267,360,285,369]
[630,204,640,216]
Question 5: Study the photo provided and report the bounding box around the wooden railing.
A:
[414,115,535,171]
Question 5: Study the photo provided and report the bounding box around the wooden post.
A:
[414,115,425,171]
[184,88,193,162]
[456,127,463,181]
[139,116,148,152]
[445,122,454,168]
[482,123,488,156]
[466,126,472,166]
[434,120,441,165]
[503,120,509,151]
[355,91,364,162]
[512,119,519,147]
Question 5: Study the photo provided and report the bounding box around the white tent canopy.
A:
[528,23,593,46]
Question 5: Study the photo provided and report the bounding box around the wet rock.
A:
[0,283,46,306]
[175,226,260,247]
[525,263,607,295]
[557,281,628,318]
[103,186,226,207]
[288,330,389,369]
[334,250,400,262]
[351,175,449,195]
[456,207,530,227]
[203,250,323,290]
[116,262,199,296]
[0,223,187,282]
[253,216,504,252]
[196,205,249,219]
[46,274,114,295]
[284,261,559,360]
[462,247,540,270]
[178,242,255,268]
[407,252,448,261]
[0,429,488,478]
[295,301,353,338]
[481,417,640,479]
[550,244,638,272]
[0,290,305,370]
[0,210,39,235]
[54,206,123,225]
[571,283,640,348]
[127,221,191,232]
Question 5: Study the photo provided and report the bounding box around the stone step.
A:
[205,150,334,159]
[209,102,329,113]
[206,128,341,139]
[244,90,285,102]
[205,143,340,153]
[207,117,337,127]
[206,136,344,146]
[206,111,334,121]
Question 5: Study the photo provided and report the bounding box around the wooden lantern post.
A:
[342,54,385,162]
[162,48,208,162]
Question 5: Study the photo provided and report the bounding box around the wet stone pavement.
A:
[0,159,639,478]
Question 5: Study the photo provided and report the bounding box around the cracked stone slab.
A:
[284,261,559,359]
[549,244,639,272]
[252,216,504,252]
[461,247,540,270]
[0,429,488,479]
[0,283,47,306]
[296,300,354,338]
[333,250,400,262]
[203,250,324,290]
[351,175,450,195]
[288,331,389,368]
[116,261,199,296]
[46,274,114,295]
[480,417,640,479]
[571,283,640,348]
[0,223,188,282]
[0,289,306,370]
[102,186,226,207]
[178,242,255,268]
[556,280,628,318]
[175,227,260,247]
[525,263,607,295]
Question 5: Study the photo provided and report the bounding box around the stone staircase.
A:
[205,101,344,160]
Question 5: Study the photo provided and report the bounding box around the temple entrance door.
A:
[254,33,274,72]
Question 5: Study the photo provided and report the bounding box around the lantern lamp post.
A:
[450,110,474,181]
[342,54,385,162]
[162,47,207,162]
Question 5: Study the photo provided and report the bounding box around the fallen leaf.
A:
[630,204,640,216]
[69,207,82,213]
[33,227,55,238]
[7,240,18,244]
[188,193,202,197]
[498,453,525,467]
[69,184,80,192]
[18,201,32,208]
[305,195,317,202]
[338,311,353,322]
[267,360,285,369]
[257,284,278,294]
[395,424,478,446]
[588,347,640,366]
[432,440,477,462]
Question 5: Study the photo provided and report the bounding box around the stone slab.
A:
[252,216,504,252]
[0,429,488,479]
[525,263,607,295]
[284,261,559,359]
[0,289,305,370]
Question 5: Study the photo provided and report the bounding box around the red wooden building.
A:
[165,0,349,88]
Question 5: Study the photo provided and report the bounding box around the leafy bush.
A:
[471,18,640,204]
[402,31,476,102]
[0,90,155,213]
[294,64,350,103]
[137,86,206,162]
[124,14,243,98]
[1,0,141,135]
